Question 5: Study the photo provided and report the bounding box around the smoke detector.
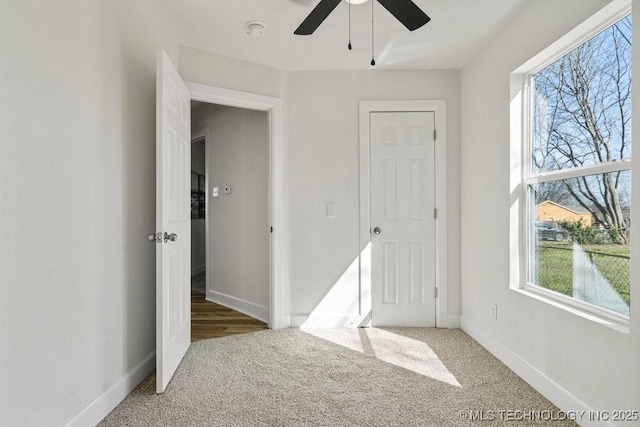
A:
[246,21,267,36]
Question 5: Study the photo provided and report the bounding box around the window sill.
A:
[512,286,630,334]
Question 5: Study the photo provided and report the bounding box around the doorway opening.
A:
[185,81,288,333]
[189,101,270,341]
[190,131,206,297]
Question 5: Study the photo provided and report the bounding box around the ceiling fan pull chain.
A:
[348,0,352,50]
[370,0,376,66]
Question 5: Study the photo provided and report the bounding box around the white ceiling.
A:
[144,0,528,70]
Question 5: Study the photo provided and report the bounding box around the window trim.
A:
[511,0,632,329]
[522,284,630,325]
[525,161,631,185]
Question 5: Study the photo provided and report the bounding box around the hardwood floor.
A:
[191,288,268,342]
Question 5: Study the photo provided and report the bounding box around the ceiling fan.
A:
[294,0,430,36]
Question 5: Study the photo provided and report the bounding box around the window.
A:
[524,14,632,318]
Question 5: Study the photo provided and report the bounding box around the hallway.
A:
[191,273,268,341]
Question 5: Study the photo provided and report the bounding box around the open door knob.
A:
[164,232,178,242]
[148,232,162,243]
[373,227,382,235]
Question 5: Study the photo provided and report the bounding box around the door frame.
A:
[359,100,449,328]
[187,82,289,330]
[190,127,209,294]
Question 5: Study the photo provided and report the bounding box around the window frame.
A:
[513,0,632,327]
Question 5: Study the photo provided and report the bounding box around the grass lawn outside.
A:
[534,241,630,305]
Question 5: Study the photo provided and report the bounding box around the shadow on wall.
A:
[117,0,159,384]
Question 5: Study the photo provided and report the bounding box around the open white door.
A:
[155,50,191,393]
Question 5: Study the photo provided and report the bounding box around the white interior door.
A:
[370,111,436,326]
[156,50,191,393]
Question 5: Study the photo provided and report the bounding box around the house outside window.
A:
[524,13,632,319]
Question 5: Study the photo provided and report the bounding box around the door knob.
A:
[373,227,382,235]
[148,232,162,243]
[164,232,178,242]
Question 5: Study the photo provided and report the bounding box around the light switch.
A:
[326,203,336,218]
[212,187,219,197]
[224,185,232,194]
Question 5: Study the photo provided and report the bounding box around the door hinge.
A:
[434,208,438,219]
[433,129,437,141]
[270,226,273,233]
[434,287,438,298]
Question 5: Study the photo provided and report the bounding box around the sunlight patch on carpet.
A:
[302,328,366,353]
[364,328,461,387]
[301,328,461,387]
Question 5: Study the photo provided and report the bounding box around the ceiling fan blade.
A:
[376,0,431,31]
[294,0,342,35]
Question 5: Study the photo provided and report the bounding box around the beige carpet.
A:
[99,328,575,426]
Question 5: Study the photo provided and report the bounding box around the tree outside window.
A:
[527,15,631,316]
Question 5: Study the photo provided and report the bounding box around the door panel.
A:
[409,240,424,304]
[382,158,398,220]
[370,112,436,326]
[156,50,191,393]
[383,240,398,304]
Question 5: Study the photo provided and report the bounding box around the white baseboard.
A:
[271,314,291,330]
[191,265,205,276]
[291,313,362,328]
[207,290,268,323]
[65,352,155,427]
[460,316,610,427]
[292,313,450,329]
[439,315,460,329]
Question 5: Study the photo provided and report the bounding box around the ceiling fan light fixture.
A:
[245,20,267,36]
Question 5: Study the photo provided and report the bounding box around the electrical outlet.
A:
[491,303,498,320]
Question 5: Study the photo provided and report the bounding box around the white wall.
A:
[0,1,176,425]
[179,46,287,98]
[191,139,206,274]
[192,104,270,320]
[286,71,461,324]
[460,0,639,416]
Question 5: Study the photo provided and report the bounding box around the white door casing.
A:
[156,50,191,393]
[369,111,436,326]
[185,82,288,330]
